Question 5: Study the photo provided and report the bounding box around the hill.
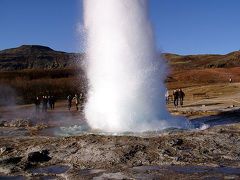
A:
[0,45,240,71]
[164,51,240,70]
[0,45,84,70]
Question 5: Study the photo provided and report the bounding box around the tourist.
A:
[48,96,55,110]
[165,89,169,104]
[42,96,48,112]
[229,77,232,83]
[51,96,55,110]
[178,88,185,107]
[73,94,80,111]
[67,95,72,111]
[47,96,51,110]
[173,90,179,107]
[34,96,40,113]
[79,93,84,111]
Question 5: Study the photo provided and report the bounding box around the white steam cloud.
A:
[82,0,186,132]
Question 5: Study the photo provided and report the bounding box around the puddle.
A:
[78,169,105,175]
[169,166,240,175]
[31,166,69,174]
[169,166,209,173]
[133,173,160,179]
[182,149,191,152]
[93,172,129,180]
[131,166,167,172]
[130,166,240,177]
[39,124,188,137]
[39,176,60,180]
[0,176,25,180]
[213,167,240,174]
[191,115,240,129]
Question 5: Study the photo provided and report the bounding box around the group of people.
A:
[34,95,56,113]
[34,93,85,113]
[67,93,83,111]
[165,88,185,107]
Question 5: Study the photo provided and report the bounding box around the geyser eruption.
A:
[83,0,185,132]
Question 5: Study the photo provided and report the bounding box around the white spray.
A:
[83,0,185,132]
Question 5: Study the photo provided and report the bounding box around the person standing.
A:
[173,90,179,107]
[47,96,51,110]
[165,89,169,104]
[73,94,80,111]
[34,96,40,113]
[229,77,232,83]
[79,93,84,111]
[42,96,48,112]
[67,95,72,111]
[51,96,55,110]
[178,88,185,107]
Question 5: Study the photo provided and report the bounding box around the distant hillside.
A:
[0,45,240,71]
[0,45,84,71]
[163,51,240,70]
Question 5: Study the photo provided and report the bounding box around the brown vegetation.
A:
[164,50,240,70]
[0,68,87,104]
[166,67,240,89]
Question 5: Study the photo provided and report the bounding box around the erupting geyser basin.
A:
[82,0,189,132]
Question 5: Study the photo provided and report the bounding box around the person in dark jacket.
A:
[67,95,72,111]
[34,96,41,113]
[47,96,51,110]
[173,90,179,107]
[52,96,56,110]
[42,96,48,112]
[49,96,55,110]
[178,88,185,107]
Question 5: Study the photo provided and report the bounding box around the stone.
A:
[27,150,51,162]
[168,139,184,147]
[1,157,22,164]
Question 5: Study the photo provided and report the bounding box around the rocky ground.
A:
[0,83,240,179]
[0,122,239,179]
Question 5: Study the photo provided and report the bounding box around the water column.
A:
[83,0,183,132]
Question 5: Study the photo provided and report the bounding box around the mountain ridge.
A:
[0,45,84,70]
[0,45,239,71]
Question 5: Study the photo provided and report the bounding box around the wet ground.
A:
[2,165,239,180]
[0,121,239,179]
[0,91,240,179]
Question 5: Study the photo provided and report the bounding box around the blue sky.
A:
[0,0,239,55]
